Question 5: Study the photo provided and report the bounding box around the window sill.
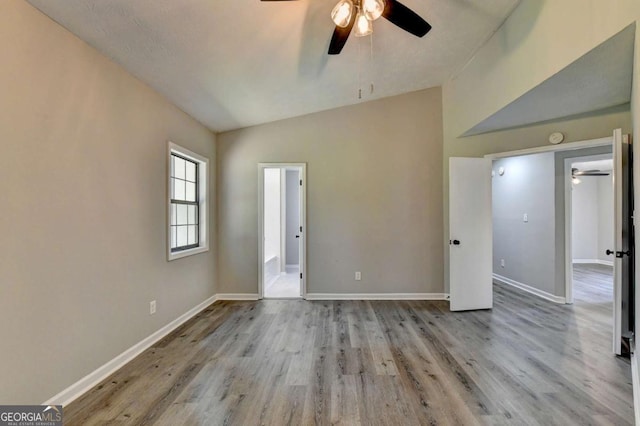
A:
[168,245,209,261]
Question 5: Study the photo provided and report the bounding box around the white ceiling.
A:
[465,25,635,136]
[27,0,519,132]
[573,159,613,173]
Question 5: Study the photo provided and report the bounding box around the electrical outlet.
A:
[500,259,505,268]
[355,271,362,281]
[150,300,156,315]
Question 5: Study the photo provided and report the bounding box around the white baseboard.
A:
[216,293,260,301]
[631,338,640,426]
[493,274,566,304]
[573,259,614,266]
[44,294,218,407]
[305,293,448,301]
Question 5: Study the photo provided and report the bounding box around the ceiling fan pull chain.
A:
[370,31,375,94]
[357,33,362,99]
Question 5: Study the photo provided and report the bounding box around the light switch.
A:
[523,213,528,223]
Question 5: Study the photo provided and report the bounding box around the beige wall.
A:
[445,0,640,138]
[217,88,443,295]
[0,1,216,404]
[441,0,639,291]
[442,107,632,290]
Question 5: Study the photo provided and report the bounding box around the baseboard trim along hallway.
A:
[493,274,566,304]
[305,293,448,300]
[216,293,261,301]
[43,294,218,407]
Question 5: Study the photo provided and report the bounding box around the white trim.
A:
[167,141,210,261]
[216,293,261,301]
[631,338,640,426]
[572,259,614,266]
[305,293,448,301]
[493,274,566,304]
[43,294,218,407]
[564,157,574,304]
[484,137,612,160]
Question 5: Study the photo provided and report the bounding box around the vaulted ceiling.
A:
[28,0,520,132]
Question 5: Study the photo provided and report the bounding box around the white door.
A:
[449,158,493,311]
[611,128,632,355]
[298,171,305,297]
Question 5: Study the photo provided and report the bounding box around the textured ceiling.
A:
[465,25,636,136]
[27,0,519,132]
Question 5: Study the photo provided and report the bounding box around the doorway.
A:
[568,155,614,310]
[450,132,633,355]
[258,163,306,299]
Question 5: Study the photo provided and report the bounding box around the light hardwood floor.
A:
[64,265,633,425]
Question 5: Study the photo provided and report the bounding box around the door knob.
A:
[450,240,461,246]
[606,249,614,256]
[295,235,300,238]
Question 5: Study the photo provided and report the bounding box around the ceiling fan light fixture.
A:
[331,0,354,28]
[362,0,385,20]
[353,8,373,37]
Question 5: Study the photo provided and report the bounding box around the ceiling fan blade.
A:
[328,13,356,55]
[574,169,604,176]
[382,0,431,38]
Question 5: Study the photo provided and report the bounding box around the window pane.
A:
[177,204,188,225]
[188,225,197,245]
[186,182,196,202]
[177,225,188,247]
[188,205,197,225]
[173,156,186,179]
[171,204,177,225]
[174,179,185,200]
[186,161,196,182]
[171,226,177,248]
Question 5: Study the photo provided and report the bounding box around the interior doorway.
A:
[568,155,614,310]
[470,132,632,355]
[259,163,306,299]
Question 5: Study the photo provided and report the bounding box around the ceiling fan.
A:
[571,167,610,184]
[261,0,432,55]
[572,168,611,177]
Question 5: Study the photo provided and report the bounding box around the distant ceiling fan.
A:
[261,0,432,55]
[572,168,610,177]
[571,167,610,184]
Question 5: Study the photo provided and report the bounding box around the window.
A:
[168,142,209,261]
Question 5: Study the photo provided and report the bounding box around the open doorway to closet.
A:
[259,163,306,299]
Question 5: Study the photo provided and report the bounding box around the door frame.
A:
[258,163,307,299]
[485,135,613,304]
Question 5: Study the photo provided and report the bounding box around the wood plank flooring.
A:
[64,265,633,425]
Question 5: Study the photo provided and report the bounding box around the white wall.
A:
[572,178,600,260]
[571,174,613,262]
[264,168,281,263]
[0,1,217,404]
[493,153,556,295]
[597,175,614,262]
